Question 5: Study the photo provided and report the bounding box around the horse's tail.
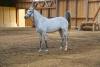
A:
[64,12,71,22]
[64,11,69,28]
[64,11,69,29]
[64,11,71,30]
[64,13,66,19]
[64,11,67,20]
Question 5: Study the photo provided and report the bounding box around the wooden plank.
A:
[59,0,65,16]
[16,3,56,9]
[89,0,100,3]
[0,7,4,27]
[25,18,33,27]
[50,9,56,17]
[93,7,100,21]
[88,2,98,18]
[4,7,10,27]
[69,0,75,17]
[18,9,25,27]
[84,0,89,21]
[66,0,69,10]
[42,9,48,17]
[75,0,78,29]
[56,0,59,16]
[10,7,17,27]
[77,0,85,18]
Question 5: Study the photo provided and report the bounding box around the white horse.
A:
[24,5,69,52]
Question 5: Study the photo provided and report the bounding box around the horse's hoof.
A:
[45,49,48,52]
[38,49,42,52]
[59,46,63,50]
[64,47,68,51]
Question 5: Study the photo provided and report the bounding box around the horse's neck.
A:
[32,10,42,25]
[32,9,47,27]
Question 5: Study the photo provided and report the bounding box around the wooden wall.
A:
[21,0,100,29]
[0,7,17,27]
[18,9,25,27]
[88,0,100,18]
[59,0,66,16]
[0,0,99,28]
[68,0,100,29]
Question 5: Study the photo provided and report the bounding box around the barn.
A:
[0,0,100,67]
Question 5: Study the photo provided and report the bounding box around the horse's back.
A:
[49,17,67,22]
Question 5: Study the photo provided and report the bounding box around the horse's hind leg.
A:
[63,30,68,51]
[59,29,64,50]
[59,29,68,51]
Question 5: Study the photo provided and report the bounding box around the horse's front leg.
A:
[38,33,44,52]
[61,30,68,51]
[42,32,48,52]
[39,39,42,52]
[44,33,48,52]
[39,33,48,52]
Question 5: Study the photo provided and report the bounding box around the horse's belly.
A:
[46,26,60,33]
[46,22,66,33]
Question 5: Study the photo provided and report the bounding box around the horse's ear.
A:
[32,0,34,7]
[32,0,36,9]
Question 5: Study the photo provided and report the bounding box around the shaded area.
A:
[0,0,16,7]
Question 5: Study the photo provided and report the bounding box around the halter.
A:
[27,7,34,17]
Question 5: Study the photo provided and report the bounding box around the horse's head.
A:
[24,6,34,19]
[24,0,36,19]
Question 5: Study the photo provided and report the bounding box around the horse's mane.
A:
[34,9,48,19]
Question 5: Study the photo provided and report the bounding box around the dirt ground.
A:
[0,27,100,67]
